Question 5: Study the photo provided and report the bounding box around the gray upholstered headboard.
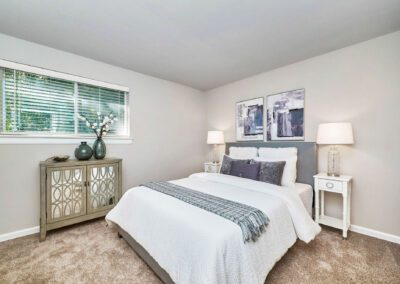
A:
[225,142,317,186]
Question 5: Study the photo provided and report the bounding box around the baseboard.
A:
[0,226,39,243]
[350,225,400,244]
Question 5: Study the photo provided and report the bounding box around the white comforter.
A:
[106,173,321,284]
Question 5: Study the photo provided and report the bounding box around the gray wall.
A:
[1,31,399,238]
[206,32,400,236]
[0,33,207,235]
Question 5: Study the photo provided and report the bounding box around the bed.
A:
[295,182,313,216]
[106,142,320,284]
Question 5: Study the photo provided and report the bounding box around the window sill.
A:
[0,136,133,145]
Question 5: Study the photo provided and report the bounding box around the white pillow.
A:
[258,147,297,159]
[229,147,258,159]
[255,147,298,188]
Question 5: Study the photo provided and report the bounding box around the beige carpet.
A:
[0,219,399,283]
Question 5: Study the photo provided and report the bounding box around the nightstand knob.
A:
[326,182,334,188]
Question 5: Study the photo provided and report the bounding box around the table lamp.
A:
[207,130,224,163]
[317,122,354,176]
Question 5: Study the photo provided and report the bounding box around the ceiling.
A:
[0,1,399,90]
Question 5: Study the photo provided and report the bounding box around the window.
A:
[0,61,129,140]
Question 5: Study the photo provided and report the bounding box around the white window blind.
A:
[0,65,129,138]
[77,83,128,136]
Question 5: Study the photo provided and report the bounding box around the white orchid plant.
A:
[79,112,118,139]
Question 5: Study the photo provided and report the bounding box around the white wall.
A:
[0,33,207,235]
[206,32,400,237]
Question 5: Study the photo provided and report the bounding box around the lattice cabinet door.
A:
[87,163,119,213]
[46,166,86,223]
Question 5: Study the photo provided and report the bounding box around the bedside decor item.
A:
[317,122,354,176]
[266,89,304,141]
[314,173,352,238]
[207,130,225,163]
[75,142,93,160]
[40,158,122,241]
[79,112,118,160]
[46,155,70,162]
[236,97,264,141]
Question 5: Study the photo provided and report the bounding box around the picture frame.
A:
[266,89,305,141]
[236,97,264,141]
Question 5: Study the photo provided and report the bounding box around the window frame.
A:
[0,59,132,144]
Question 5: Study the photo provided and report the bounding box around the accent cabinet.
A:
[40,158,122,241]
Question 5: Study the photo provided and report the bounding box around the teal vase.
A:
[93,138,106,159]
[75,142,93,160]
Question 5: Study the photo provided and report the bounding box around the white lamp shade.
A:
[317,123,354,145]
[207,131,224,144]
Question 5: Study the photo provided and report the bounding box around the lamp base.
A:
[212,144,219,163]
[327,146,340,177]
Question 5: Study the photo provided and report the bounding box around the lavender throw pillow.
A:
[220,155,251,175]
[258,161,286,186]
[229,161,260,180]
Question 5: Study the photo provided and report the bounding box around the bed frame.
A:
[117,141,316,284]
[117,225,174,284]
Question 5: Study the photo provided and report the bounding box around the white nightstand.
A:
[204,162,221,173]
[313,173,353,238]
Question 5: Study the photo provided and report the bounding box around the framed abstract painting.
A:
[236,97,264,141]
[266,89,305,141]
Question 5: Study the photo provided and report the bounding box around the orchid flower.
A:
[79,112,117,139]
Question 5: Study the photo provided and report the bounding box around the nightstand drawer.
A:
[318,178,342,193]
[205,164,213,172]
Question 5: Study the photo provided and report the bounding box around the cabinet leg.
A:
[343,192,348,239]
[40,228,46,242]
[347,191,351,228]
[315,189,320,222]
[321,191,325,217]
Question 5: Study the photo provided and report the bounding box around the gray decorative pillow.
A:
[220,155,251,175]
[258,161,286,186]
[229,161,261,180]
